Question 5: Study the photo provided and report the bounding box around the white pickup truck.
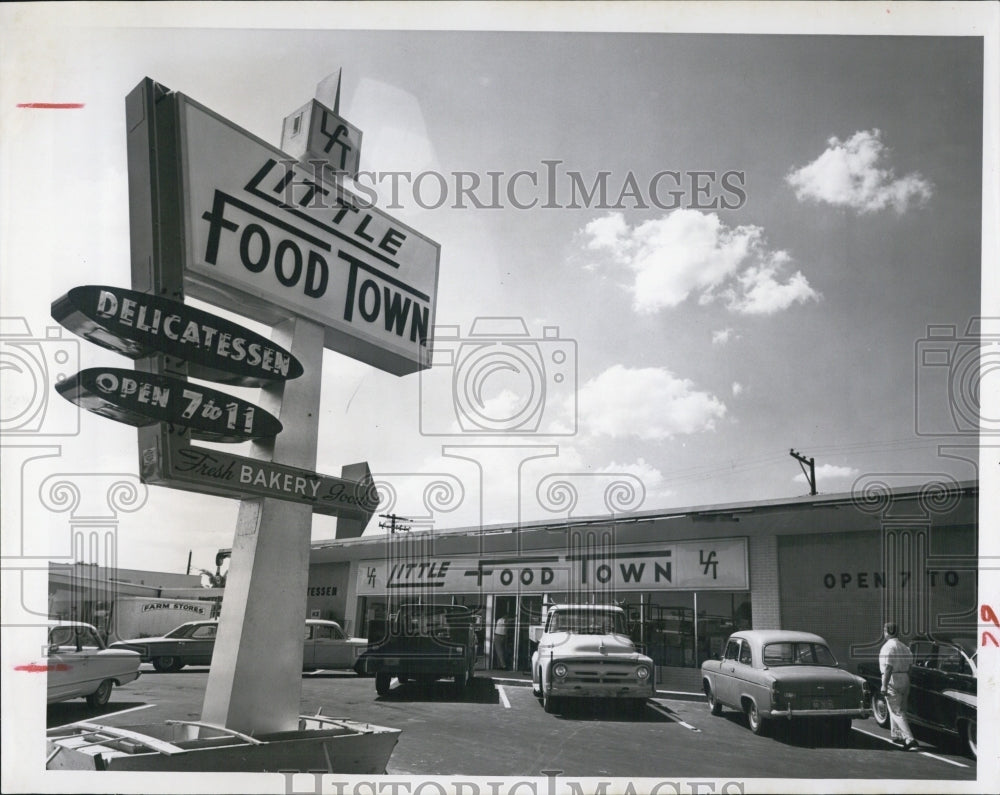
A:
[530,604,655,714]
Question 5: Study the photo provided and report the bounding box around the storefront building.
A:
[287,480,978,680]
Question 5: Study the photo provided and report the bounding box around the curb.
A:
[489,676,707,704]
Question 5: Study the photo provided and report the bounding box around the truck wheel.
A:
[870,693,890,728]
[85,679,113,707]
[375,673,391,696]
[454,671,468,691]
[542,689,559,714]
[152,656,182,673]
[705,682,723,716]
[746,700,767,735]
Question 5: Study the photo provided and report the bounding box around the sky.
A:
[0,7,996,585]
[0,9,985,571]
[1,4,998,794]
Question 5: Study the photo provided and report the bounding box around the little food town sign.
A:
[356,538,750,595]
[177,94,440,376]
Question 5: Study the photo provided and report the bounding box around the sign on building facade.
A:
[355,538,749,596]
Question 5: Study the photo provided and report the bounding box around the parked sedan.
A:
[858,637,977,758]
[111,619,367,673]
[701,630,871,737]
[31,621,141,706]
[111,619,219,671]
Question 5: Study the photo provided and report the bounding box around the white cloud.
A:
[786,129,932,214]
[712,328,736,345]
[577,364,726,440]
[583,212,630,253]
[595,457,665,490]
[724,256,822,315]
[793,463,860,487]
[731,382,743,396]
[580,209,819,315]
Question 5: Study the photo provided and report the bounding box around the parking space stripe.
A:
[918,751,969,768]
[649,699,701,731]
[50,703,153,731]
[850,725,969,768]
[497,685,511,709]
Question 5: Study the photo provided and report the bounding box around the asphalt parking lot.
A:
[46,665,978,782]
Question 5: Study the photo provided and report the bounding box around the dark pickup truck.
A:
[358,604,479,696]
[856,636,978,759]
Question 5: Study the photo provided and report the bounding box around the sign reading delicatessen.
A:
[51,285,304,388]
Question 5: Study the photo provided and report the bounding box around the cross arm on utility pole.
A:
[379,513,412,534]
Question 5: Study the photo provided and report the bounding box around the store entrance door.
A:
[515,596,543,674]
[492,595,544,672]
[493,595,516,671]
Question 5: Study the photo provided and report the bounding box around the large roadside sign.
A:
[176,94,440,376]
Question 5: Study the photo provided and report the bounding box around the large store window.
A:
[696,591,751,666]
[621,591,751,668]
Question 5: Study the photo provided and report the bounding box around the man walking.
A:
[879,622,918,750]
[494,611,511,670]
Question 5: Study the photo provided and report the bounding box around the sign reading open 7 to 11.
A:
[176,93,440,377]
[56,367,283,443]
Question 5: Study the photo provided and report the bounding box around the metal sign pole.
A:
[201,315,323,732]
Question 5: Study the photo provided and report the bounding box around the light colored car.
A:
[111,618,367,673]
[701,629,871,737]
[302,618,369,672]
[38,621,141,707]
[531,604,654,714]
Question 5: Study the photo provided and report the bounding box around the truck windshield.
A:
[549,610,626,635]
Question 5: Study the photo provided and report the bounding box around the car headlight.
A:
[552,663,568,678]
[636,665,650,680]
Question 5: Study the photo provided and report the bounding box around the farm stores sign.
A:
[355,538,749,595]
[177,94,440,376]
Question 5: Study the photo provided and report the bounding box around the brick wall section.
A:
[749,534,781,629]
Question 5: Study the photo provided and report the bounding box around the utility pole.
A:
[789,449,817,496]
[379,513,412,534]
